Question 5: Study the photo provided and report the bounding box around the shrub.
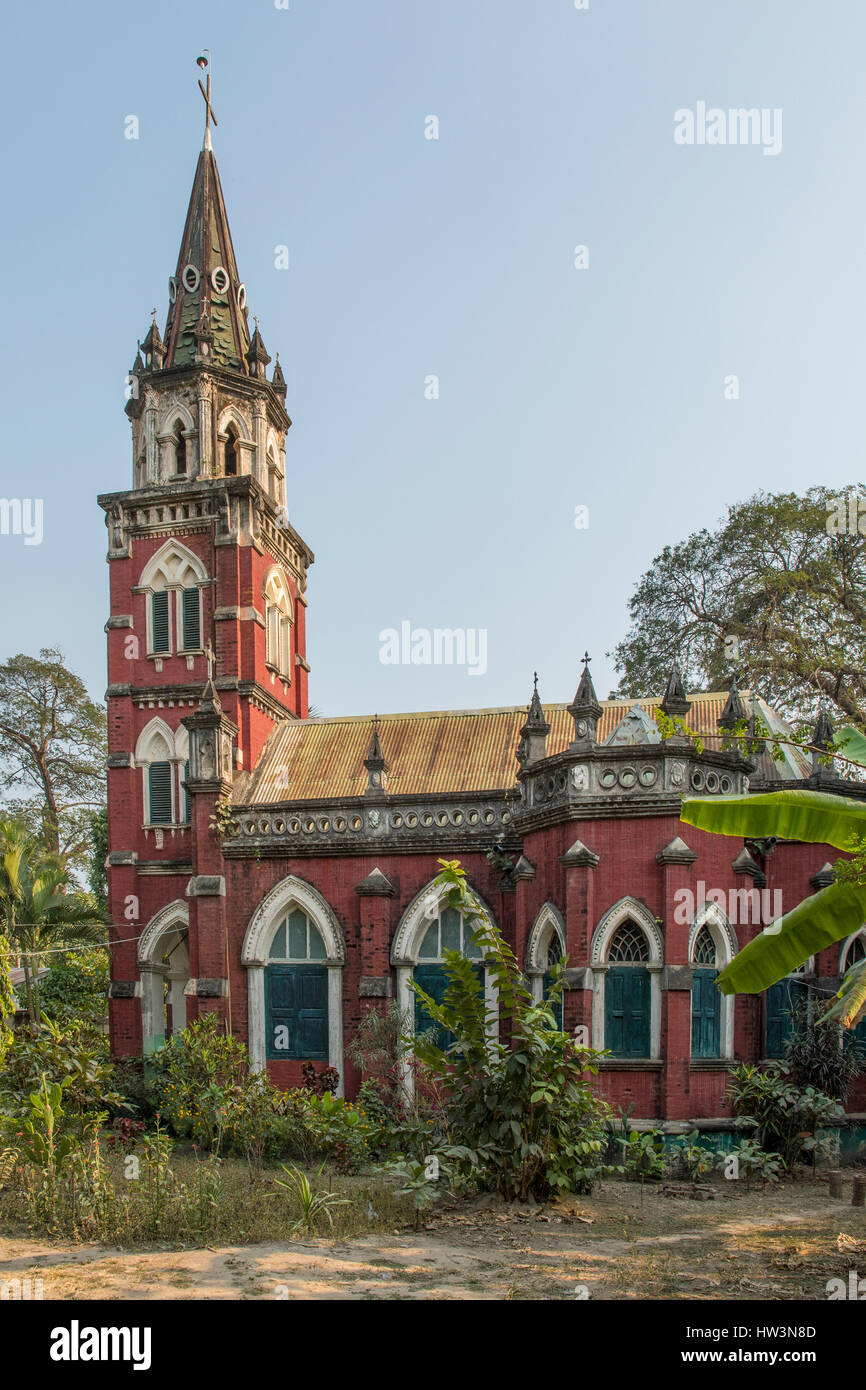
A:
[783,999,863,1102]
[0,1018,126,1131]
[618,1128,667,1181]
[727,1139,783,1187]
[407,859,613,1202]
[726,1062,843,1170]
[673,1130,716,1181]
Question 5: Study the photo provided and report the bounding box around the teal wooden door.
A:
[605,967,650,1057]
[765,978,808,1058]
[542,971,563,1029]
[265,965,328,1060]
[691,969,721,1057]
[414,962,483,1049]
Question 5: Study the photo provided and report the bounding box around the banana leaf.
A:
[833,725,866,769]
[680,789,866,852]
[820,957,866,1030]
[715,880,866,995]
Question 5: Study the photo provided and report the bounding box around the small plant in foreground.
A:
[272,1162,352,1234]
[673,1130,717,1181]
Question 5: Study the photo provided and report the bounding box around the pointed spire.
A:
[811,702,837,778]
[272,353,287,398]
[246,323,271,380]
[813,702,835,750]
[163,140,251,372]
[141,311,166,370]
[718,675,746,732]
[517,673,550,767]
[567,652,602,748]
[660,663,691,719]
[363,717,389,797]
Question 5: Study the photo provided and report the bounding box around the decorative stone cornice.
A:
[731,847,765,883]
[355,868,397,896]
[810,862,836,890]
[656,836,698,866]
[560,838,600,868]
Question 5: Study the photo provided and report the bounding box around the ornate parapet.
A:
[514,744,749,829]
[223,793,517,857]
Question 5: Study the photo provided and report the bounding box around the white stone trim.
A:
[526,902,566,1002]
[242,875,346,1094]
[839,928,866,973]
[688,903,738,1060]
[589,897,663,1058]
[137,899,189,1054]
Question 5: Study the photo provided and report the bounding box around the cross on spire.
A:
[196,53,218,144]
[581,651,591,667]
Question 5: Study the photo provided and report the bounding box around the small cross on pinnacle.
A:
[196,53,218,141]
[581,651,591,667]
[253,316,259,331]
[151,308,157,324]
[533,671,538,692]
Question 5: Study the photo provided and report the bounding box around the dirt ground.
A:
[2,1175,864,1300]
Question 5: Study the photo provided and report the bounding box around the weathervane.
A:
[196,52,218,142]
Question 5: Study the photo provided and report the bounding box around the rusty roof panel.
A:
[237,691,786,805]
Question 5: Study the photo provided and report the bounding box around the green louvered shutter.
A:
[181,587,200,650]
[151,591,170,653]
[266,965,327,1060]
[414,962,484,1050]
[148,761,172,824]
[765,978,808,1057]
[605,967,650,1057]
[691,970,721,1057]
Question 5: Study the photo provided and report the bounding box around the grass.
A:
[0,1148,415,1247]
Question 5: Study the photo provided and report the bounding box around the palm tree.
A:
[680,725,866,1031]
[0,819,104,1032]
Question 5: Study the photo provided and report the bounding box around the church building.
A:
[98,110,866,1139]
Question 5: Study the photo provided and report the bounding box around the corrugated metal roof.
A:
[237,691,794,804]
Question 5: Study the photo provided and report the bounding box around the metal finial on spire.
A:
[533,671,538,691]
[197,51,218,147]
[151,308,157,324]
[581,651,591,667]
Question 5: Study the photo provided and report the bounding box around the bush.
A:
[150,1014,373,1171]
[726,1062,843,1170]
[406,859,613,1203]
[672,1130,716,1181]
[0,1017,126,1132]
[783,999,863,1102]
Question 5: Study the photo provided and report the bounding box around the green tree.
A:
[0,649,107,869]
[409,859,611,1202]
[680,724,866,1032]
[612,486,866,727]
[0,819,104,1032]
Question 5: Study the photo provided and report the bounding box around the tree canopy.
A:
[612,486,866,727]
[0,649,106,869]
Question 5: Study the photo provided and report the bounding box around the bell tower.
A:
[98,68,314,1054]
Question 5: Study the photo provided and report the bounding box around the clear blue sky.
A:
[1,0,863,716]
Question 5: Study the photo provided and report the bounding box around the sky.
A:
[0,0,864,717]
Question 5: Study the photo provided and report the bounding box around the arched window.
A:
[264,567,293,680]
[224,424,238,476]
[691,925,720,1058]
[543,935,564,1029]
[136,718,188,828]
[414,904,484,1049]
[526,903,566,1028]
[172,419,186,475]
[265,908,328,1060]
[139,541,208,659]
[604,920,650,1058]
